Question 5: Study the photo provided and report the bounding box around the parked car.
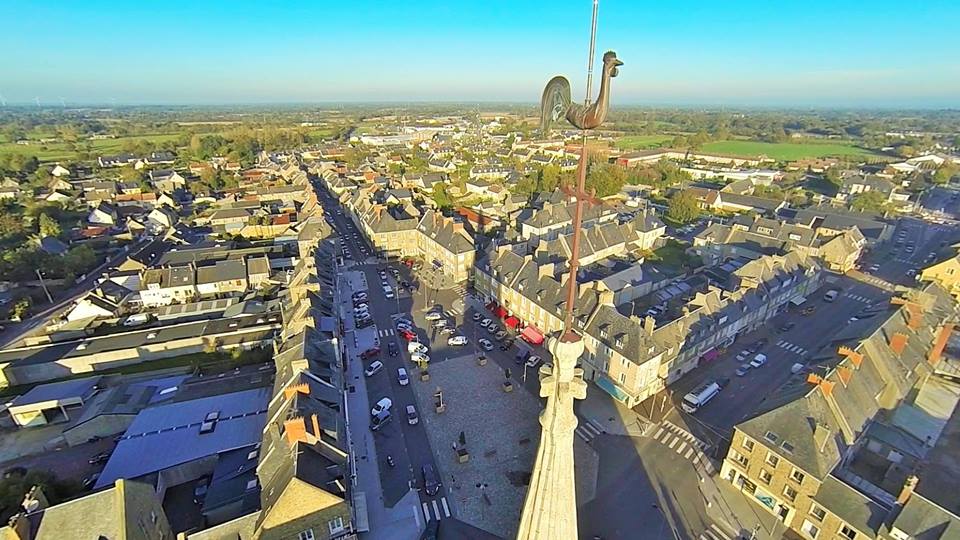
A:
[356,317,375,329]
[425,311,443,321]
[499,338,515,350]
[525,355,542,369]
[395,317,413,328]
[735,351,750,362]
[801,306,816,316]
[361,347,381,360]
[749,353,768,368]
[495,330,508,341]
[411,352,430,364]
[371,397,392,417]
[432,319,449,329]
[408,342,428,354]
[440,326,457,334]
[868,263,880,272]
[472,312,483,322]
[364,360,384,377]
[447,335,469,346]
[486,324,500,334]
[388,341,398,357]
[735,364,751,377]
[515,349,531,365]
[397,368,409,386]
[406,405,419,425]
[82,472,101,490]
[88,451,111,465]
[480,318,492,328]
[371,410,392,431]
[400,329,417,341]
[778,321,796,333]
[478,338,494,351]
[422,464,441,496]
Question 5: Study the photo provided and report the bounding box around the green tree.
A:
[63,245,98,278]
[932,164,957,185]
[431,184,454,209]
[586,162,627,197]
[38,213,61,238]
[666,190,700,224]
[11,297,31,320]
[824,167,842,188]
[850,190,888,213]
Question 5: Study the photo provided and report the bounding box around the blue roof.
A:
[95,387,270,489]
[10,376,101,407]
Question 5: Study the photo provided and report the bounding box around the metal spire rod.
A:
[561,0,599,337]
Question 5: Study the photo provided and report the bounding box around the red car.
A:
[360,347,381,360]
[399,329,417,341]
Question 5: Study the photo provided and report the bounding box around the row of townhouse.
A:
[515,190,620,241]
[139,256,272,307]
[474,244,822,407]
[722,282,960,540]
[694,214,867,273]
[338,183,477,284]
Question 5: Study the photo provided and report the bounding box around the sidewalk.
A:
[576,384,653,438]
[703,471,792,540]
[340,271,423,540]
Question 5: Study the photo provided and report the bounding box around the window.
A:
[801,520,820,539]
[328,516,345,535]
[765,452,780,468]
[839,524,857,539]
[809,504,826,522]
[619,373,626,385]
[298,530,316,540]
[758,469,773,484]
[764,431,779,444]
[783,485,798,502]
[742,437,755,452]
[790,468,806,485]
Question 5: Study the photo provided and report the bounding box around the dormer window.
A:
[615,334,625,348]
[599,324,609,338]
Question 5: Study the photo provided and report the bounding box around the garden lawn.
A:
[701,140,878,161]
[616,134,673,150]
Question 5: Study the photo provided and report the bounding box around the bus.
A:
[681,381,721,414]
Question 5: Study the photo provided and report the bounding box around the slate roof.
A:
[814,475,888,536]
[196,259,247,285]
[888,493,960,540]
[417,209,475,254]
[95,386,270,489]
[10,376,101,407]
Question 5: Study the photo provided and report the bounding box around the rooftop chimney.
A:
[21,485,48,513]
[897,475,919,506]
[644,315,656,336]
[890,332,909,356]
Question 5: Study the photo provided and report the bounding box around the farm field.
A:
[700,140,880,161]
[0,133,191,163]
[615,134,673,149]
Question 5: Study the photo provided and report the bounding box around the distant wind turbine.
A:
[59,97,66,108]
[0,93,6,107]
[34,96,41,107]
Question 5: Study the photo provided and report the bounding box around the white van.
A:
[681,381,721,413]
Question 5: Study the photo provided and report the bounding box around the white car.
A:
[411,352,430,364]
[371,397,392,417]
[425,311,443,321]
[525,355,542,368]
[472,312,483,322]
[749,353,768,368]
[397,368,409,386]
[364,361,384,377]
[480,318,492,328]
[408,342,428,354]
[478,338,494,351]
[447,335,469,346]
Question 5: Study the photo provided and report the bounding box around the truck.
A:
[122,313,152,327]
[681,381,721,414]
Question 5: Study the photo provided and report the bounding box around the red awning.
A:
[521,325,545,345]
[504,316,520,329]
[494,306,508,319]
[701,349,719,362]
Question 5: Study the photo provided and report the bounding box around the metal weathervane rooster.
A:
[539,50,623,133]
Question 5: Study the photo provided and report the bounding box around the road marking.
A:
[653,427,665,440]
[668,436,679,449]
[675,441,688,454]
[684,447,694,459]
[432,499,440,519]
[441,497,451,517]
[422,502,431,522]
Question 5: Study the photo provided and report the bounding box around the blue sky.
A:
[3,0,959,107]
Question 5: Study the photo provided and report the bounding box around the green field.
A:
[616,134,673,150]
[700,140,878,161]
[0,133,191,163]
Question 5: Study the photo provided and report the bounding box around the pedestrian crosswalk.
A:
[574,418,605,443]
[651,420,715,473]
[451,284,469,297]
[776,339,807,356]
[421,496,451,522]
[843,293,872,303]
[699,523,735,540]
[379,328,395,337]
